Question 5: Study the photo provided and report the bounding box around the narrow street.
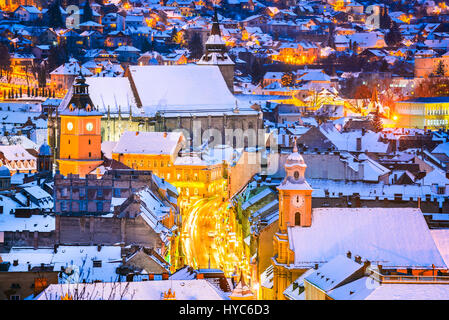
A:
[181,196,250,279]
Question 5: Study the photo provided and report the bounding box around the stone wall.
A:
[1,230,56,249]
[56,215,164,250]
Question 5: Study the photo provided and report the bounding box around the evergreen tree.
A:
[82,0,94,23]
[0,43,11,77]
[249,59,264,85]
[47,0,65,28]
[436,60,446,77]
[141,38,153,53]
[327,24,336,49]
[372,106,384,132]
[48,45,68,71]
[385,21,403,46]
[187,33,203,60]
[170,27,178,43]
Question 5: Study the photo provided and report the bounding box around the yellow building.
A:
[111,131,227,199]
[395,97,449,129]
[57,75,103,177]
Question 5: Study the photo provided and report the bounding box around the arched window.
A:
[295,212,301,226]
[294,171,300,179]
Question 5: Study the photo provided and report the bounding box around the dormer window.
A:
[294,171,300,179]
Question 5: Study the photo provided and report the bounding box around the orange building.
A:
[57,75,103,177]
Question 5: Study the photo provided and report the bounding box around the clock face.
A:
[86,122,94,132]
[292,195,304,208]
[67,122,73,131]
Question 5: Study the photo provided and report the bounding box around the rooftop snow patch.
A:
[113,131,183,155]
[288,208,446,268]
[127,65,237,112]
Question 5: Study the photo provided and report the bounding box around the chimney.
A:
[362,128,366,136]
[163,132,167,138]
[356,137,362,151]
[346,251,352,259]
[136,131,139,136]
[13,259,18,266]
[363,260,371,271]
[54,244,58,254]
[354,255,362,264]
[314,263,319,270]
[97,244,101,252]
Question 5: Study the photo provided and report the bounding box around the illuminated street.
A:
[181,196,250,279]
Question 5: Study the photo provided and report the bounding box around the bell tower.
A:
[197,8,235,93]
[277,140,313,232]
[57,74,103,177]
[272,139,313,300]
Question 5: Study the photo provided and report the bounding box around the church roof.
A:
[113,131,183,156]
[287,208,446,269]
[127,65,239,113]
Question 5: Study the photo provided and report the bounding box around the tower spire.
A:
[211,7,221,37]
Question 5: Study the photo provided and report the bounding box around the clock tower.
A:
[57,74,103,177]
[277,140,313,232]
[272,139,312,299]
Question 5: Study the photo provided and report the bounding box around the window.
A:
[61,201,68,212]
[295,212,301,226]
[80,201,87,212]
[88,139,91,145]
[89,152,92,158]
[93,260,102,268]
[114,188,121,197]
[97,189,103,197]
[96,202,103,212]
[294,171,300,180]
[9,295,20,300]
[79,188,85,198]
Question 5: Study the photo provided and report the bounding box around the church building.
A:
[48,14,260,152]
[266,141,447,300]
[197,9,235,94]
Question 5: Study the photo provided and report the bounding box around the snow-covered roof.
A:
[113,131,183,156]
[288,208,446,268]
[431,229,449,268]
[35,279,228,300]
[0,196,54,232]
[85,77,137,114]
[127,65,245,115]
[328,276,449,300]
[304,255,364,292]
[0,145,35,161]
